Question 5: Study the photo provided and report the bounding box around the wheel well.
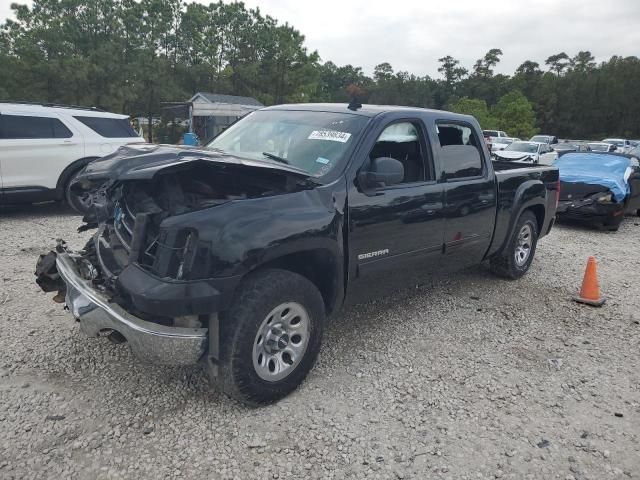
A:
[255,250,339,315]
[56,157,99,194]
[525,204,545,233]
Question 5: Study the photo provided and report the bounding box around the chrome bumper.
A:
[56,253,208,365]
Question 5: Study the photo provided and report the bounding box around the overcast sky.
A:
[2,0,639,77]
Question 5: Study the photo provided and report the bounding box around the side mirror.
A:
[358,157,404,189]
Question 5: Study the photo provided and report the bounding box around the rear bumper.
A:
[56,253,207,365]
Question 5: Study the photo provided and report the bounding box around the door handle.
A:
[62,140,77,145]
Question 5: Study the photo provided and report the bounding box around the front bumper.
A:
[556,200,624,225]
[56,253,208,365]
[556,199,623,220]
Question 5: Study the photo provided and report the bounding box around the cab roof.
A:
[262,103,475,121]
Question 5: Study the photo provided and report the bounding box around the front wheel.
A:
[65,169,92,215]
[490,211,539,279]
[213,269,325,405]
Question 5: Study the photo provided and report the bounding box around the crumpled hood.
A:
[494,150,536,161]
[76,143,311,184]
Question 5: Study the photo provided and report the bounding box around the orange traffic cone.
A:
[574,256,605,307]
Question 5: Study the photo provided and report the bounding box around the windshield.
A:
[206,110,369,177]
[483,130,499,137]
[530,135,549,143]
[505,142,538,153]
[588,143,610,152]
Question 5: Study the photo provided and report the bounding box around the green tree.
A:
[448,97,497,129]
[492,91,537,138]
[545,52,570,75]
[1,2,640,139]
[473,48,503,78]
[437,55,467,86]
[570,50,596,73]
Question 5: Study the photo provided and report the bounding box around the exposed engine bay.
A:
[36,154,316,324]
[88,160,309,281]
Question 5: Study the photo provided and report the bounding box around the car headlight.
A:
[596,193,613,203]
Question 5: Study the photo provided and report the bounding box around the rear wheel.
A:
[600,213,623,231]
[490,211,539,279]
[64,169,92,215]
[212,269,325,405]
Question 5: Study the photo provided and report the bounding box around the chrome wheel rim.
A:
[514,224,532,267]
[252,302,310,382]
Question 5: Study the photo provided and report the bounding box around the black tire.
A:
[490,210,539,279]
[600,214,623,231]
[636,209,640,217]
[64,169,92,215]
[213,269,325,405]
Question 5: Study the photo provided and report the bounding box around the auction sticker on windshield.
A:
[308,130,352,143]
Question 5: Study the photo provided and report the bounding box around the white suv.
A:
[0,102,144,213]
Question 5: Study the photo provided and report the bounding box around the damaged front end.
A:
[35,145,315,365]
[35,242,208,364]
[556,181,625,228]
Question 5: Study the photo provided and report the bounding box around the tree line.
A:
[1,0,639,140]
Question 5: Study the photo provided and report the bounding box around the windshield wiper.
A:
[262,152,289,164]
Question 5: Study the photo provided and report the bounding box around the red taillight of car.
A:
[555,178,561,207]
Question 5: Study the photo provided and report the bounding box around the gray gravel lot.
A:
[0,203,639,480]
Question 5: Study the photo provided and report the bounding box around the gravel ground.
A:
[0,203,639,480]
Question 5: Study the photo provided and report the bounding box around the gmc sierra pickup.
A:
[36,103,559,405]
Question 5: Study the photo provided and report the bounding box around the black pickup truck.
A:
[36,104,559,404]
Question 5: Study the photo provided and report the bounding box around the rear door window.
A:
[74,116,138,138]
[436,122,484,180]
[0,114,72,139]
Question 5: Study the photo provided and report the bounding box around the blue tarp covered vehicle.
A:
[555,152,640,230]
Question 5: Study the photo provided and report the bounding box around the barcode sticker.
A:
[308,130,352,143]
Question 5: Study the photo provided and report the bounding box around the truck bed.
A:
[487,160,559,258]
[492,159,549,172]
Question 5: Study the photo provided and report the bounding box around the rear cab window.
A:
[435,122,484,181]
[74,116,138,138]
[0,114,73,139]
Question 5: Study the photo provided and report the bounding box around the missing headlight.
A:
[175,231,198,280]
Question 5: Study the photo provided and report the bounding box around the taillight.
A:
[555,178,560,207]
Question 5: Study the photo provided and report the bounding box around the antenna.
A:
[347,98,362,111]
